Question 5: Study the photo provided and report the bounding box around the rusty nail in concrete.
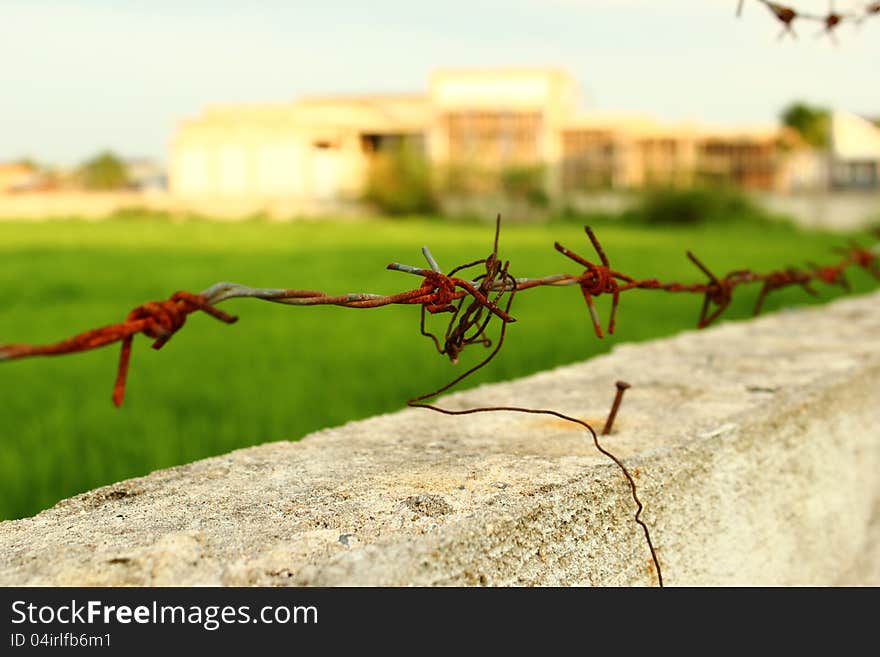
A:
[602,380,631,436]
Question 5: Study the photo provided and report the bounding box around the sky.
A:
[2,0,878,165]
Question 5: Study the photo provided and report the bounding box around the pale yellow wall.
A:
[170,96,430,205]
[427,68,579,194]
[428,69,574,171]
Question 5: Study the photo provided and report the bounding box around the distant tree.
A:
[364,138,436,216]
[77,151,129,190]
[500,165,549,207]
[14,157,39,170]
[781,102,830,149]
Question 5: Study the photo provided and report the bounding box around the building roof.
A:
[429,67,579,115]
[292,95,430,132]
[178,95,430,140]
[564,112,693,137]
[563,114,787,143]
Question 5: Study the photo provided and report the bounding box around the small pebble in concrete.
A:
[402,495,454,518]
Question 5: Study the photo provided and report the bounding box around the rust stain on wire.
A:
[0,292,238,407]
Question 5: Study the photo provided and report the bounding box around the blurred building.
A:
[170,96,428,205]
[169,68,797,209]
[561,115,791,192]
[124,158,167,192]
[0,162,40,194]
[830,110,880,190]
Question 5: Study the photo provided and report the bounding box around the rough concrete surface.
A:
[1,291,879,586]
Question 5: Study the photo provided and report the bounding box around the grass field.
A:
[1,214,877,520]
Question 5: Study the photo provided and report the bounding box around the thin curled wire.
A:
[404,233,664,585]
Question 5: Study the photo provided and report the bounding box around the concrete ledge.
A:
[1,291,879,586]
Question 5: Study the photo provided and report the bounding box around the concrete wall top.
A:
[1,291,878,586]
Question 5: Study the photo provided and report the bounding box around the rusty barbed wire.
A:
[736,1,880,41]
[2,216,878,407]
[0,291,238,407]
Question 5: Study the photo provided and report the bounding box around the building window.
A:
[360,133,425,156]
[443,111,542,165]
